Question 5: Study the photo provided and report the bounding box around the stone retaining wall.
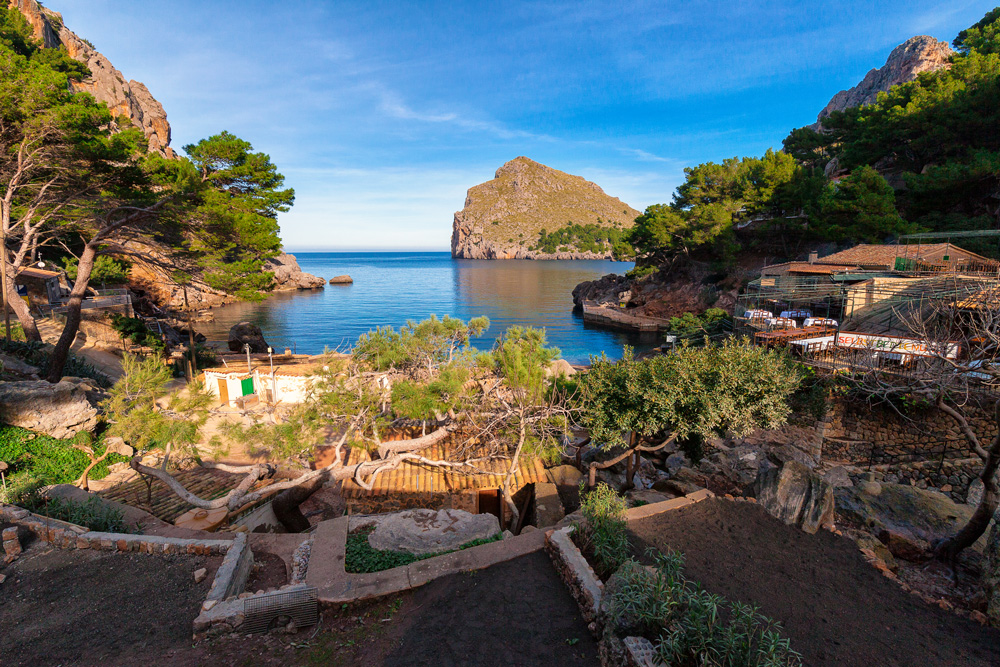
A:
[0,504,232,554]
[811,398,994,502]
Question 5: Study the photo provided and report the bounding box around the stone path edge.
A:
[306,515,548,604]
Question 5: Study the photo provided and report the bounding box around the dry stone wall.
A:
[816,398,994,503]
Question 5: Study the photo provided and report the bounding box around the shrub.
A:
[109,314,166,355]
[21,494,133,533]
[609,552,802,667]
[579,482,630,575]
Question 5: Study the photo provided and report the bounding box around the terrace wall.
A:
[817,397,994,502]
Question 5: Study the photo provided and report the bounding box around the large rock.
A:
[546,359,576,379]
[812,36,954,128]
[754,460,834,534]
[835,483,979,558]
[451,157,639,260]
[228,322,269,353]
[0,353,40,377]
[0,379,101,439]
[367,508,500,556]
[266,253,325,290]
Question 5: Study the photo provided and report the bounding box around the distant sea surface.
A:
[196,252,660,364]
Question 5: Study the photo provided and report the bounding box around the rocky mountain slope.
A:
[812,35,953,128]
[12,0,173,156]
[451,157,640,259]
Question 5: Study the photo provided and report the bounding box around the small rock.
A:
[878,529,929,562]
[328,275,354,284]
[859,480,883,496]
[967,478,984,507]
[502,530,514,540]
[0,573,6,585]
[193,567,207,583]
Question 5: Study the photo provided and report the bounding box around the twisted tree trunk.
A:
[46,243,97,382]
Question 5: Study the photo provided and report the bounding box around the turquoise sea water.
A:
[197,252,660,364]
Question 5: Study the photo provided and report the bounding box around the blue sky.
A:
[53,0,993,251]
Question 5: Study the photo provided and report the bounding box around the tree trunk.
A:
[936,431,1000,561]
[2,272,42,341]
[46,243,97,382]
[271,472,328,532]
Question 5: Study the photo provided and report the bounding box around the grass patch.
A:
[0,425,129,504]
[345,526,503,574]
[20,492,135,533]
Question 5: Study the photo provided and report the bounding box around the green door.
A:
[240,377,254,396]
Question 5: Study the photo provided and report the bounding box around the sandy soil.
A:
[0,544,596,667]
[0,545,220,667]
[628,498,1000,667]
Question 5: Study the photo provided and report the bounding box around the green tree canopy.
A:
[579,340,802,450]
[816,165,916,243]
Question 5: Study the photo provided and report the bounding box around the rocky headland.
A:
[811,35,953,128]
[451,157,639,259]
[12,0,174,156]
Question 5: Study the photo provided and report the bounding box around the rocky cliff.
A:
[813,36,953,127]
[451,157,640,259]
[10,0,174,156]
[124,240,325,311]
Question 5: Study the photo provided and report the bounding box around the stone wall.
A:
[816,397,995,503]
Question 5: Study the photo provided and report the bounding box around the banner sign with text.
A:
[835,332,960,359]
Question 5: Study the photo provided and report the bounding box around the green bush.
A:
[532,221,633,258]
[625,264,657,280]
[21,493,134,533]
[579,483,630,576]
[109,314,165,355]
[609,552,802,667]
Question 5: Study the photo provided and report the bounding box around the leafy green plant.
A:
[579,483,630,576]
[61,255,131,284]
[21,493,134,533]
[345,526,502,573]
[609,552,802,667]
[109,314,166,355]
[0,426,129,504]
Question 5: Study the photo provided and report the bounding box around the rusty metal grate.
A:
[243,587,319,634]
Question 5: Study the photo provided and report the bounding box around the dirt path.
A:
[628,498,1000,667]
[0,545,219,667]
[36,319,124,380]
[379,551,599,666]
[0,545,596,667]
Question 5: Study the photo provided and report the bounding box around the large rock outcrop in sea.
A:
[451,157,640,259]
[11,0,174,156]
[812,36,953,128]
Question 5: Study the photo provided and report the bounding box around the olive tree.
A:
[578,339,803,488]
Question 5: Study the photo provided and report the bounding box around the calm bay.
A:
[196,252,660,364]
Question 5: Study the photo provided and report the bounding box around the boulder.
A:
[0,379,100,439]
[835,483,980,558]
[328,275,353,285]
[754,460,835,534]
[546,359,576,379]
[228,322,269,353]
[367,508,500,556]
[546,464,584,487]
[266,253,325,290]
[0,353,40,377]
[767,444,817,469]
